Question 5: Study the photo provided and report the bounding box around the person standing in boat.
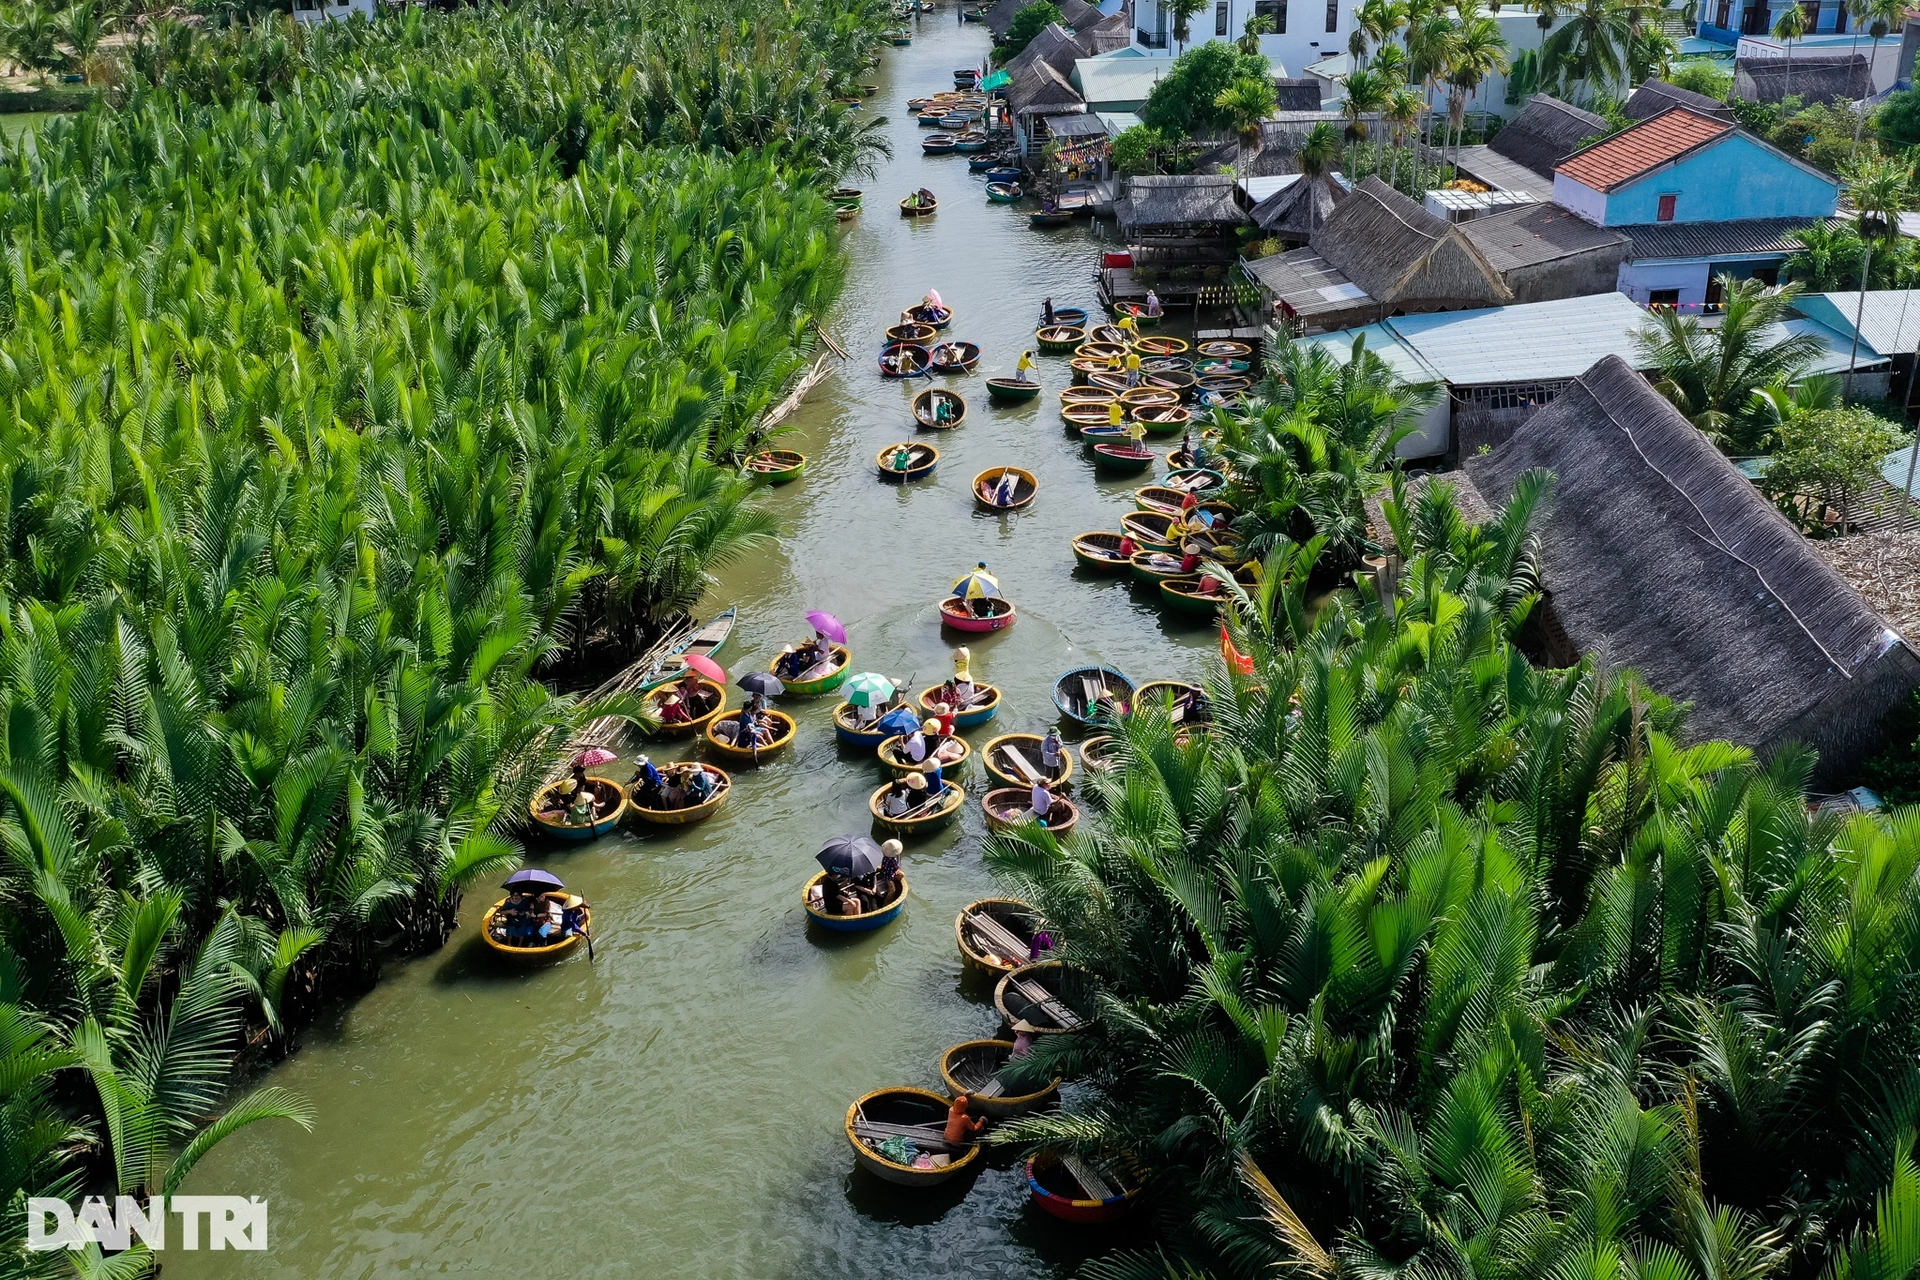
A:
[1107,400,1123,430]
[992,471,1018,505]
[1042,298,1055,325]
[1125,349,1142,388]
[1015,349,1036,383]
[952,647,975,705]
[1040,727,1065,777]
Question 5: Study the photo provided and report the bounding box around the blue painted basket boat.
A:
[805,870,907,932]
[1052,666,1135,726]
[919,682,1001,728]
[833,702,893,748]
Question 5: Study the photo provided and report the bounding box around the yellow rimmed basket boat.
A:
[868,779,966,834]
[886,320,939,344]
[805,869,907,932]
[846,1087,982,1186]
[629,765,732,826]
[974,465,1038,511]
[770,643,852,695]
[877,733,973,777]
[1080,734,1119,772]
[994,960,1097,1035]
[1035,324,1086,353]
[482,892,591,961]
[955,897,1055,976]
[1076,341,1129,363]
[1135,679,1203,708]
[1131,335,1189,357]
[528,777,628,841]
[1071,531,1132,572]
[940,1039,1061,1118]
[1062,403,1118,430]
[982,732,1073,789]
[645,678,728,737]
[1120,509,1180,551]
[1060,386,1117,406]
[704,709,798,762]
[743,449,807,483]
[917,682,1002,728]
[982,786,1080,836]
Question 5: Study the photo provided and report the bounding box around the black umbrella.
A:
[816,835,884,877]
[503,868,565,893]
[738,670,784,696]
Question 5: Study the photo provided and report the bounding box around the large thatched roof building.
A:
[1735,53,1873,106]
[1463,355,1920,774]
[1249,174,1345,241]
[1453,95,1611,200]
[1456,203,1630,304]
[1625,79,1736,123]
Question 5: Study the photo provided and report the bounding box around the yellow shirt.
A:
[1126,353,1141,371]
[1108,403,1123,426]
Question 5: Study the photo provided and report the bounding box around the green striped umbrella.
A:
[844,672,897,707]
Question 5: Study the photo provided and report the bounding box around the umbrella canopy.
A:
[817,835,885,877]
[950,568,1002,600]
[877,706,922,736]
[503,868,564,893]
[573,747,618,767]
[844,672,897,707]
[979,68,1010,91]
[806,610,848,645]
[683,654,726,683]
[738,670,784,695]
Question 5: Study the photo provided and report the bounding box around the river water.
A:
[174,16,1215,1278]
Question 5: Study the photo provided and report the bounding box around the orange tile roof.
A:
[1554,108,1734,193]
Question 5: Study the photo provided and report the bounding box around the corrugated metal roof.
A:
[1458,203,1630,272]
[1452,146,1558,200]
[1047,112,1110,137]
[1622,216,1839,260]
[1794,291,1920,358]
[1072,57,1176,106]
[1784,316,1889,374]
[1556,108,1732,192]
[1240,174,1301,203]
[1380,292,1654,385]
[1295,324,1443,384]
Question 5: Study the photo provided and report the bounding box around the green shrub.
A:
[1138,40,1270,137]
[997,1,1062,57]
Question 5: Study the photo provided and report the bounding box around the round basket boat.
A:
[1119,386,1179,411]
[1135,406,1191,434]
[886,321,939,345]
[1091,443,1155,474]
[1131,335,1189,357]
[986,180,1022,201]
[1166,467,1227,493]
[629,764,732,826]
[1077,341,1128,363]
[869,779,966,834]
[955,898,1056,976]
[1131,549,1193,583]
[941,1040,1061,1118]
[846,1087,981,1187]
[1069,357,1112,383]
[877,441,939,482]
[877,733,973,777]
[981,786,1080,836]
[833,701,894,748]
[1071,531,1131,572]
[1044,307,1090,328]
[645,678,728,737]
[1062,403,1117,429]
[1197,339,1254,359]
[1135,487,1232,520]
[770,643,852,696]
[1088,323,1129,345]
[805,869,907,933]
[1120,509,1179,551]
[986,377,1042,402]
[994,959,1097,1035]
[918,682,1002,728]
[1077,427,1132,453]
[1080,734,1119,772]
[899,195,938,217]
[1026,1151,1142,1223]
[1136,679,1203,709]
[482,892,591,961]
[880,342,931,377]
[902,304,954,330]
[930,340,980,373]
[529,777,628,841]
[1161,566,1258,615]
[1146,369,1197,397]
[744,448,807,483]
[1060,386,1116,406]
[982,732,1073,788]
[1036,325,1086,353]
[1053,666,1135,726]
[939,596,1016,632]
[1114,301,1162,328]
[1087,371,1133,395]
[974,466,1038,510]
[704,709,797,762]
[914,386,968,430]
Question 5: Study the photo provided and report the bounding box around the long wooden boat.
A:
[806,870,907,933]
[1053,666,1134,726]
[1035,324,1086,352]
[913,386,968,430]
[877,440,939,481]
[878,732,972,776]
[743,448,807,483]
[985,376,1041,401]
[846,1087,980,1186]
[1080,734,1119,772]
[869,779,966,834]
[955,898,1053,976]
[1091,443,1155,474]
[994,959,1096,1034]
[1120,509,1179,550]
[1026,1151,1142,1223]
[629,765,732,826]
[1071,531,1131,572]
[982,732,1073,788]
[529,776,628,841]
[918,682,1001,728]
[886,321,939,344]
[832,701,895,748]
[703,709,797,762]
[939,595,1015,632]
[941,1039,1060,1118]
[1029,209,1073,227]
[929,340,980,373]
[646,677,727,737]
[899,194,937,216]
[1131,549,1193,583]
[1161,566,1259,615]
[636,607,737,692]
[985,180,1021,201]
[1131,335,1189,357]
[1135,406,1191,435]
[982,786,1080,836]
[482,892,590,961]
[770,642,851,695]
[974,465,1038,510]
[880,341,931,377]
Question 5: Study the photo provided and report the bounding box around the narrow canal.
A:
[175,16,1215,1277]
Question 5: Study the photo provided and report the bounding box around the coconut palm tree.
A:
[1239,11,1275,53]
[1340,67,1389,178]
[1386,83,1424,188]
[1446,12,1508,159]
[1633,275,1825,448]
[1541,0,1634,100]
[1297,119,1341,231]
[1215,74,1278,171]
[1167,0,1209,52]
[1773,0,1808,100]
[1841,153,1913,396]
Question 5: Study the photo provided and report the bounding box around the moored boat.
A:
[1026,1151,1142,1223]
[1035,324,1086,353]
[1135,679,1202,708]
[1029,209,1074,227]
[876,440,940,481]
[880,341,931,377]
[1134,405,1191,434]
[1120,509,1179,550]
[939,595,1015,632]
[1197,339,1254,359]
[1088,323,1128,344]
[636,607,738,692]
[1118,386,1178,411]
[482,891,591,961]
[770,643,851,695]
[629,764,732,826]
[1130,335,1189,357]
[1053,666,1135,725]
[921,133,958,154]
[929,340,980,373]
[886,320,939,344]
[967,154,999,171]
[982,786,1080,836]
[994,959,1096,1034]
[1091,442,1155,474]
[1077,340,1128,363]
[704,709,798,762]
[833,701,894,748]
[1077,425,1131,451]
[985,376,1041,401]
[1080,734,1119,772]
[877,732,972,776]
[985,180,1021,201]
[1060,385,1117,405]
[913,386,968,430]
[1070,531,1131,572]
[982,732,1073,788]
[1131,549,1193,583]
[868,779,966,834]
[1061,402,1116,429]
[985,166,1022,184]
[1043,306,1089,327]
[646,677,727,737]
[1113,301,1161,327]
[954,897,1054,976]
[846,1087,980,1186]
[940,1039,1061,1118]
[529,776,628,841]
[974,465,1038,510]
[1160,565,1260,615]
[918,682,1001,728]
[806,870,907,933]
[743,448,807,483]
[1164,467,1227,493]
[954,133,990,153]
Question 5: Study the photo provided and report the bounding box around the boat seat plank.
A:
[1000,744,1045,784]
[966,911,1031,960]
[1013,977,1084,1029]
[852,1120,971,1154]
[1060,1153,1115,1201]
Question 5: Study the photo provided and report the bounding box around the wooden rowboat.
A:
[770,643,851,695]
[982,786,1080,836]
[917,682,1001,728]
[1043,306,1089,327]
[955,897,1054,976]
[877,441,939,481]
[807,870,907,933]
[1120,509,1179,550]
[1091,443,1155,474]
[704,709,797,762]
[832,701,894,748]
[1053,666,1134,726]
[880,341,931,377]
[974,465,1038,510]
[986,377,1041,401]
[629,765,732,825]
[985,181,1022,201]
[1131,549,1193,583]
[743,448,807,483]
[1029,209,1073,227]
[1036,324,1087,352]
[939,596,1015,632]
[886,321,939,344]
[1131,335,1189,356]
[482,892,590,961]
[645,677,727,737]
[929,341,980,373]
[1027,1151,1142,1222]
[899,195,937,216]
[995,959,1096,1034]
[1080,734,1119,772]
[1160,565,1259,615]
[941,1039,1060,1118]
[869,780,966,834]
[982,732,1073,788]
[913,387,968,430]
[878,732,972,776]
[636,607,737,692]
[1135,406,1191,435]
[529,777,628,841]
[1070,531,1131,572]
[846,1087,980,1186]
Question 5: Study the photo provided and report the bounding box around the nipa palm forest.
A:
[0,0,888,1271]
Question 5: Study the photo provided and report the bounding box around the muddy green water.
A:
[174,17,1216,1277]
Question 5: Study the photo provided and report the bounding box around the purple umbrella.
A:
[503,868,565,893]
[806,610,847,645]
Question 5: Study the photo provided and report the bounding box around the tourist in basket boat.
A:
[945,1094,986,1144]
[1031,779,1053,823]
[630,756,666,808]
[658,693,692,726]
[951,647,975,704]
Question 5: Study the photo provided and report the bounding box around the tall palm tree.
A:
[1298,119,1340,232]
[1773,0,1808,101]
[1386,84,1424,188]
[1446,12,1508,160]
[1541,0,1633,100]
[1239,11,1275,54]
[1843,153,1913,398]
[1167,0,1208,52]
[1215,75,1278,171]
[1341,67,1389,178]
[1632,275,1825,448]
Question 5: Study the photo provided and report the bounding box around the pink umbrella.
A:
[806,610,847,645]
[683,653,727,682]
[573,747,618,767]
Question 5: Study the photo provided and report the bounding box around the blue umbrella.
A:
[503,868,564,893]
[877,706,922,736]
[817,835,884,876]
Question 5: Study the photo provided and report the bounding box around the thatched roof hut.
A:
[1250,175,1345,241]
[1009,57,1086,120]
[1735,53,1873,106]
[1625,79,1736,123]
[984,0,1028,39]
[1453,94,1610,199]
[1274,78,1325,111]
[1056,0,1104,30]
[1456,203,1631,304]
[1117,174,1249,237]
[1079,9,1132,52]
[1463,354,1920,775]
[1003,22,1085,89]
